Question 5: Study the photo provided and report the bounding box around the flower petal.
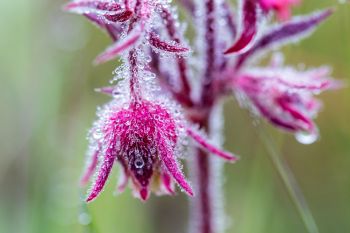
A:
[236,9,333,66]
[276,97,315,131]
[104,10,133,23]
[94,24,143,64]
[162,172,175,195]
[86,145,117,202]
[224,0,258,54]
[148,32,190,53]
[64,0,122,14]
[83,13,124,41]
[83,13,106,28]
[94,86,115,95]
[186,128,239,162]
[157,135,194,196]
[80,146,100,186]
[140,188,150,201]
[252,98,300,131]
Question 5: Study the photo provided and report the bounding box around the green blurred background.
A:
[0,1,349,233]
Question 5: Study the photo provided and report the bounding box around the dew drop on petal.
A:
[295,131,319,145]
[78,212,91,225]
[92,129,102,140]
[134,157,145,168]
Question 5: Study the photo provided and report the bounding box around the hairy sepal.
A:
[224,0,259,54]
[64,0,122,15]
[236,9,333,66]
[94,24,144,64]
[186,127,239,162]
[148,32,190,54]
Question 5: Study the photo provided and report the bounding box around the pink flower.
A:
[259,0,300,20]
[233,65,340,139]
[64,0,190,64]
[81,99,238,202]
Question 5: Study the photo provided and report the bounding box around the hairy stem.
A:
[189,103,226,233]
[161,6,193,107]
[189,1,225,232]
[196,147,213,233]
[128,49,141,101]
[201,0,217,106]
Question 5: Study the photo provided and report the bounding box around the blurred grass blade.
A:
[257,128,320,233]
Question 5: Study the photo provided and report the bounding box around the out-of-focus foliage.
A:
[0,1,349,233]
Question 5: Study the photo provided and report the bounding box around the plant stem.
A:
[189,103,226,233]
[196,147,213,233]
[190,1,224,232]
[128,49,140,101]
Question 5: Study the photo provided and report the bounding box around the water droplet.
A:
[78,212,91,225]
[143,72,156,81]
[92,129,102,139]
[295,131,319,145]
[145,55,152,63]
[134,157,145,168]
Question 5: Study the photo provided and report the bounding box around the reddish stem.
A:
[128,49,141,101]
[190,1,220,233]
[127,2,141,101]
[197,142,213,233]
[189,114,215,233]
[201,0,216,107]
[161,7,193,107]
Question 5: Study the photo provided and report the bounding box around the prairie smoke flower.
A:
[81,98,238,202]
[64,0,190,64]
[222,8,337,144]
[234,65,339,142]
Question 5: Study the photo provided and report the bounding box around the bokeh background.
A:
[0,1,349,233]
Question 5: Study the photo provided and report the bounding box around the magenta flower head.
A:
[83,98,186,201]
[81,94,238,202]
[234,63,340,143]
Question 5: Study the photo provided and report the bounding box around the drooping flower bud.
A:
[82,98,238,202]
[234,65,340,143]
